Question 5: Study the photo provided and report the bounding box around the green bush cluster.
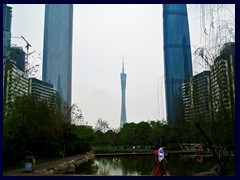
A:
[3,95,94,165]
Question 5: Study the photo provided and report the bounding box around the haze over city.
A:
[10,4,235,129]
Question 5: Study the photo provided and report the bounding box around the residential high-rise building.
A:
[28,78,57,102]
[183,71,211,122]
[120,60,127,128]
[42,4,73,107]
[210,42,235,116]
[163,4,193,124]
[3,4,12,58]
[3,61,28,104]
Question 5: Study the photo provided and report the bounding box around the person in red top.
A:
[158,143,168,176]
[154,144,161,176]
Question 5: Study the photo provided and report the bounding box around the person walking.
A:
[158,143,168,176]
[154,145,161,176]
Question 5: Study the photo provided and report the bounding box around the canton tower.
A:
[120,56,127,128]
[163,4,193,125]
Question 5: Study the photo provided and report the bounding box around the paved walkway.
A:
[3,154,88,176]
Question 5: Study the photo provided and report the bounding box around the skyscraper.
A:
[120,58,127,128]
[183,71,211,123]
[210,42,235,116]
[163,4,193,124]
[3,4,12,58]
[42,4,73,107]
[3,4,12,32]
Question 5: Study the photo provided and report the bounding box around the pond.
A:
[75,154,214,176]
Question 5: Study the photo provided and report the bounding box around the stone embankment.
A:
[33,152,95,175]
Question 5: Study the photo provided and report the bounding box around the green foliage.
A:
[73,125,97,143]
[149,120,165,146]
[213,108,234,146]
[120,122,137,146]
[191,106,235,175]
[94,120,196,151]
[135,122,152,147]
[3,95,94,165]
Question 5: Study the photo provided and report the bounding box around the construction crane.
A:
[12,35,31,52]
[11,35,32,76]
[20,35,31,53]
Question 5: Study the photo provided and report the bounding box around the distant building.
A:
[3,31,11,58]
[210,42,235,115]
[182,78,192,122]
[183,71,211,122]
[3,4,12,58]
[42,4,73,108]
[10,46,26,72]
[28,77,57,102]
[183,42,235,123]
[163,4,193,125]
[3,4,12,32]
[120,61,127,128]
[3,60,28,103]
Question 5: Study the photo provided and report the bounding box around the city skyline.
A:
[9,4,235,129]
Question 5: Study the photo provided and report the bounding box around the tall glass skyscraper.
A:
[3,4,12,32]
[3,4,12,58]
[163,4,193,125]
[42,4,73,107]
[120,60,127,128]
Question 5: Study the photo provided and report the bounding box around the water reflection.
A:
[75,155,213,176]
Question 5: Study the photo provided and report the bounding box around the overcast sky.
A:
[10,4,235,129]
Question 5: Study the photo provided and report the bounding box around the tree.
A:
[192,5,235,174]
[120,122,137,147]
[149,120,165,146]
[3,95,64,163]
[3,94,92,164]
[71,104,88,125]
[134,121,151,148]
[73,125,97,145]
[104,130,116,147]
[95,118,109,133]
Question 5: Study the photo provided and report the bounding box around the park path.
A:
[3,153,88,176]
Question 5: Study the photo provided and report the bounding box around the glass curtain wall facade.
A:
[3,4,12,32]
[120,62,127,128]
[42,4,73,107]
[163,4,193,124]
[3,4,12,58]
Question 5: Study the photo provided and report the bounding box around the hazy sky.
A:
[10,4,235,129]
